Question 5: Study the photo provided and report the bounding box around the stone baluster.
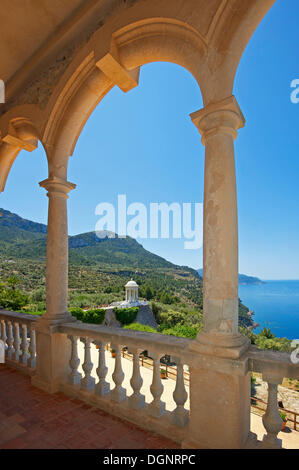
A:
[172,359,188,426]
[262,377,283,448]
[80,337,95,390]
[28,327,36,368]
[6,321,14,359]
[1,320,7,349]
[128,347,145,409]
[68,335,81,385]
[94,340,110,396]
[13,322,21,362]
[148,351,165,417]
[20,323,29,365]
[111,344,126,403]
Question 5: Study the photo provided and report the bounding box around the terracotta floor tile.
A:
[0,365,178,449]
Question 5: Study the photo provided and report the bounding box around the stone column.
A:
[190,95,249,359]
[184,97,253,449]
[40,176,76,322]
[31,176,76,393]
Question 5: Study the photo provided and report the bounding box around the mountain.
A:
[197,269,264,285]
[0,208,46,242]
[0,208,255,329]
[0,208,191,271]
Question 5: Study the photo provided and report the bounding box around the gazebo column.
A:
[184,96,252,449]
[32,176,76,393]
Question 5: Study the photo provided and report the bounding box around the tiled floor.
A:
[0,365,178,449]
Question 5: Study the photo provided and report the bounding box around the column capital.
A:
[190,95,245,145]
[39,176,76,197]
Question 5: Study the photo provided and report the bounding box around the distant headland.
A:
[197,269,265,286]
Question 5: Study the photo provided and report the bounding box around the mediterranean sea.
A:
[239,280,299,340]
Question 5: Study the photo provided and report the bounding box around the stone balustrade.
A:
[248,346,299,448]
[0,309,299,448]
[0,310,37,374]
[59,321,191,443]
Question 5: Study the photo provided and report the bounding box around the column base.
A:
[31,375,61,394]
[190,331,250,359]
[31,326,71,394]
[261,434,282,449]
[185,364,251,449]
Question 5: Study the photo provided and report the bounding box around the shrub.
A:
[0,287,29,310]
[254,335,291,352]
[114,307,139,325]
[69,307,85,321]
[260,327,275,339]
[160,323,199,339]
[30,287,46,303]
[70,307,105,324]
[84,308,105,324]
[157,309,186,329]
[123,322,157,334]
[150,301,162,321]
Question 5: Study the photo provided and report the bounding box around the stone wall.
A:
[103,304,157,330]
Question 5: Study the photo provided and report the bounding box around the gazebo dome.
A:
[125,280,138,287]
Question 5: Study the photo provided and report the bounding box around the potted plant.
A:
[279,411,287,431]
[111,348,116,358]
[160,368,167,379]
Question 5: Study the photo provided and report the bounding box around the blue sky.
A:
[1,0,299,280]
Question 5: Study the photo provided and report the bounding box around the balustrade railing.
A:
[0,310,37,374]
[248,346,299,448]
[1,309,299,449]
[59,321,191,438]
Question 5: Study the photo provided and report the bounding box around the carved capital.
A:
[39,176,76,198]
[190,95,245,146]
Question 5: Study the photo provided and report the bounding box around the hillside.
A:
[0,208,254,329]
[0,208,182,270]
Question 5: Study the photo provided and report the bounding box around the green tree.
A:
[144,285,154,301]
[7,275,19,291]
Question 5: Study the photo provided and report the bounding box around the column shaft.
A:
[190,96,248,357]
[203,130,239,334]
[40,177,76,322]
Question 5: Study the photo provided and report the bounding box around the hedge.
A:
[113,307,139,325]
[69,307,105,325]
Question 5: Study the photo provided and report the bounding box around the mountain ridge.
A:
[0,208,194,272]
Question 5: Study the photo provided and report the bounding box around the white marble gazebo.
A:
[125,279,139,303]
[113,279,148,308]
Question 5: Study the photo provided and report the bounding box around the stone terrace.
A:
[0,365,178,449]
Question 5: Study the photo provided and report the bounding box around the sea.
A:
[239,280,299,340]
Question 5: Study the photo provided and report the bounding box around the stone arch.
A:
[41,17,209,178]
[0,0,276,183]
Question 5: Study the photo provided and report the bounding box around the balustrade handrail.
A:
[59,320,192,360]
[248,345,299,380]
[0,309,38,324]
